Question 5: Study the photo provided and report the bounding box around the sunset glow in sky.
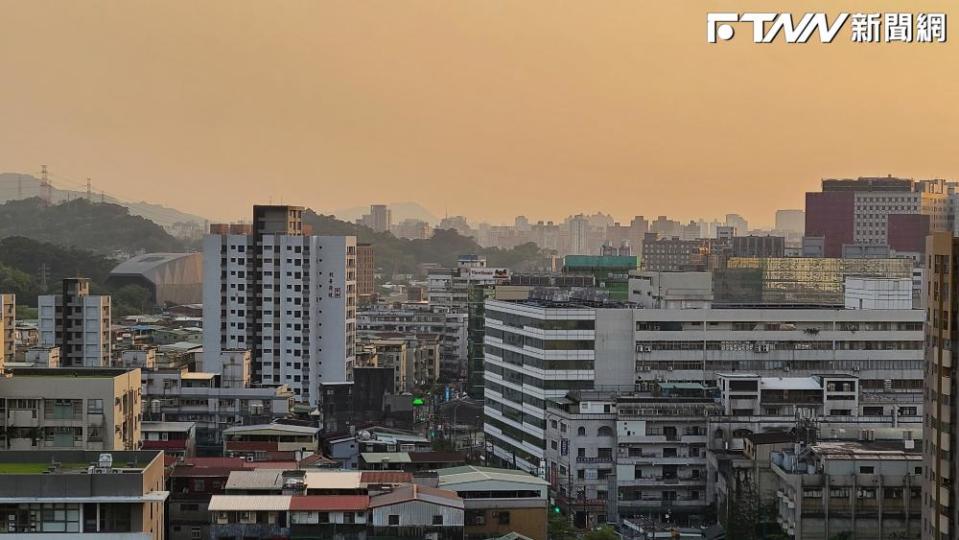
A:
[1,1,956,226]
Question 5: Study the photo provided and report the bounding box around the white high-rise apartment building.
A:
[38,278,111,367]
[203,205,357,406]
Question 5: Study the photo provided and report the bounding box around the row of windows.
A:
[486,312,595,331]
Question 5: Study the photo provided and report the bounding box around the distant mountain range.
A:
[0,172,207,230]
[332,201,439,225]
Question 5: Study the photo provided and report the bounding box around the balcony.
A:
[576,456,614,464]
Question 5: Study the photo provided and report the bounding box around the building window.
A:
[859,466,875,474]
[190,528,201,539]
[388,515,400,525]
[87,399,103,415]
[432,515,443,525]
[498,511,511,525]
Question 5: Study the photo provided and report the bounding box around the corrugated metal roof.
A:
[407,451,464,463]
[304,471,363,490]
[208,495,291,511]
[289,495,369,511]
[436,465,549,487]
[224,423,319,436]
[361,452,411,464]
[369,484,463,509]
[360,471,413,485]
[225,469,284,490]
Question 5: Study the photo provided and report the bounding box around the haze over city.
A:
[1,0,957,226]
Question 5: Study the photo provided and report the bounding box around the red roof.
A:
[360,471,413,484]
[289,495,370,512]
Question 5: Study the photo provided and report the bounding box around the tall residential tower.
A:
[38,278,111,367]
[923,231,958,540]
[203,205,357,406]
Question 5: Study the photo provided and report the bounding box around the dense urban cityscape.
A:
[0,173,957,540]
[2,1,957,539]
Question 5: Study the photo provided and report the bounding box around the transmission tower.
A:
[39,263,49,292]
[39,165,52,206]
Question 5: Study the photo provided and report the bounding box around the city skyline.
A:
[1,1,957,225]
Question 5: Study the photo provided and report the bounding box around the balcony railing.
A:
[576,456,614,464]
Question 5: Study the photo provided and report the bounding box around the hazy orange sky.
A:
[1,1,957,227]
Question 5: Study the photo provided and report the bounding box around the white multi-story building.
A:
[357,303,467,381]
[203,205,357,406]
[38,278,111,367]
[628,271,713,309]
[483,299,924,475]
[427,255,510,311]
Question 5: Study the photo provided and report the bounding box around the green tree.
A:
[548,513,577,540]
[112,284,152,316]
[583,525,618,540]
[15,304,37,320]
[0,198,184,255]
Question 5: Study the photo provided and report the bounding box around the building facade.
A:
[203,205,357,405]
[38,277,111,367]
[0,450,168,539]
[0,367,141,451]
[923,232,959,540]
[484,298,924,477]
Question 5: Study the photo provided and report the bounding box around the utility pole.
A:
[17,175,22,199]
[39,165,51,206]
[85,178,92,201]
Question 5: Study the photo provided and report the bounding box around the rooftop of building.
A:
[141,421,196,433]
[360,471,413,484]
[805,441,921,460]
[224,423,320,436]
[109,252,200,276]
[436,465,548,487]
[369,484,463,509]
[0,450,161,475]
[3,367,137,378]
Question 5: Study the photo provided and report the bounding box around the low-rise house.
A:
[437,465,549,540]
[369,484,465,540]
[222,423,319,460]
[141,420,197,459]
